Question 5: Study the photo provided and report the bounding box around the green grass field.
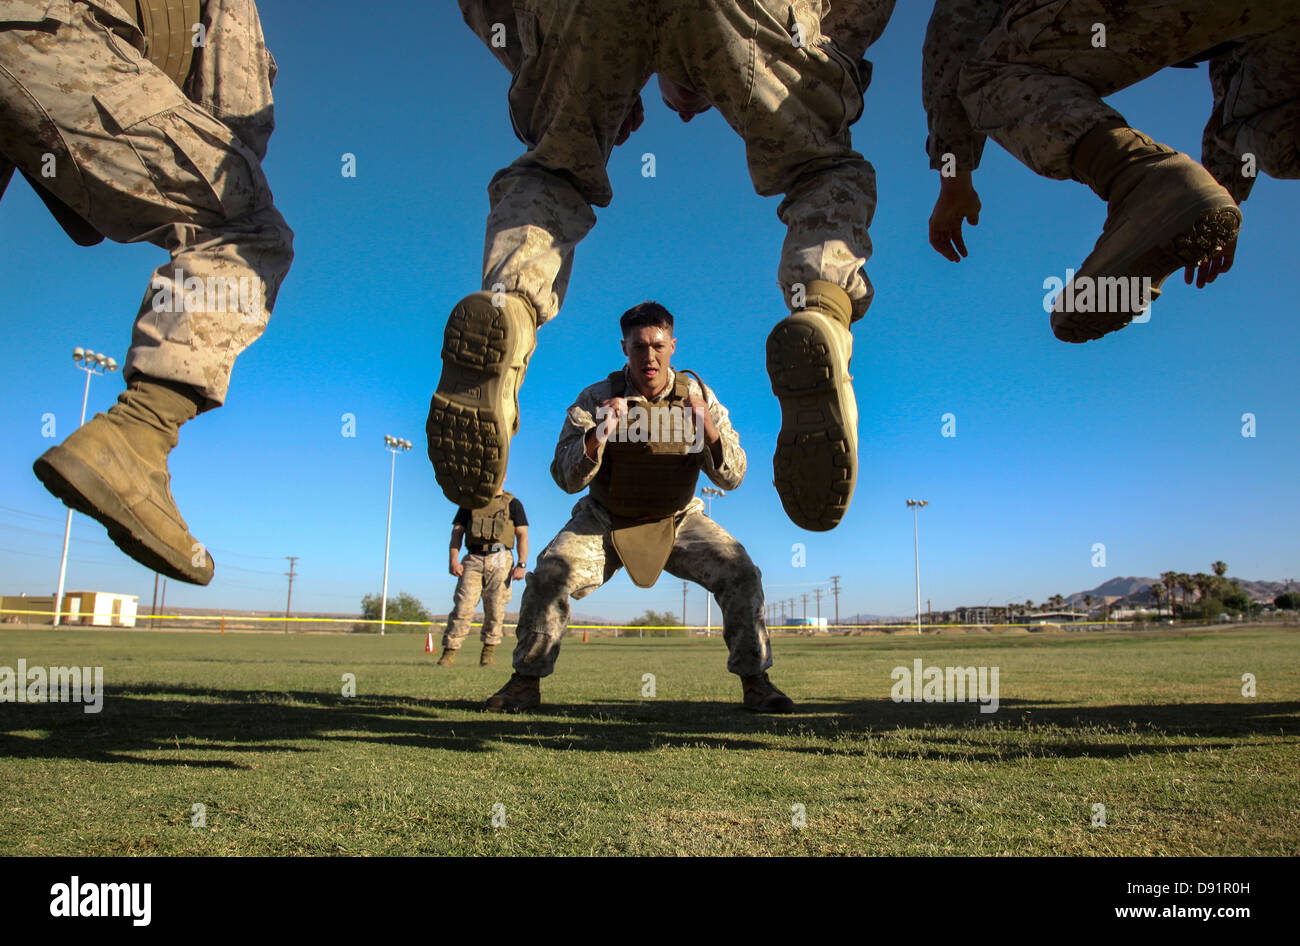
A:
[1,625,1296,856]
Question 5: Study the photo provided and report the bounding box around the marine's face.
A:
[622,325,676,397]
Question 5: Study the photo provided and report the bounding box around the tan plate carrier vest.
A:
[134,0,203,87]
[469,491,516,548]
[590,369,708,588]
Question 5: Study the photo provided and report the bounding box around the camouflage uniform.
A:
[0,0,293,407]
[511,368,770,678]
[461,0,877,322]
[1201,24,1300,202]
[953,0,1300,182]
[444,548,514,650]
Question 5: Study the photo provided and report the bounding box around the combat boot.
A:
[427,291,538,509]
[483,672,541,713]
[32,377,214,585]
[1053,120,1241,343]
[766,280,858,532]
[479,643,496,666]
[741,672,795,714]
[437,648,456,667]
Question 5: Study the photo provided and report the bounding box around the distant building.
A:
[60,591,139,627]
[2,594,54,625]
[788,617,828,630]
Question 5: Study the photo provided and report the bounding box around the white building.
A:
[62,591,138,627]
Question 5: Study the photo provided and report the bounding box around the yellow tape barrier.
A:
[1,607,1128,632]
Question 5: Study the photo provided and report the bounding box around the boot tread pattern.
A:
[767,320,855,532]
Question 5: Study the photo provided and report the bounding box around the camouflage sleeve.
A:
[922,0,1005,173]
[187,0,277,161]
[1202,54,1257,204]
[690,379,746,492]
[459,0,522,74]
[823,0,896,62]
[550,382,609,495]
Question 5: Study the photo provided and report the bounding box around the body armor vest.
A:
[588,369,705,523]
[469,492,516,548]
[134,0,203,87]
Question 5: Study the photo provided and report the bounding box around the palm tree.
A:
[1084,593,1094,616]
[1212,560,1227,578]
[1150,583,1165,617]
[1050,594,1064,610]
[1178,573,1195,611]
[1161,571,1179,617]
[1193,573,1212,602]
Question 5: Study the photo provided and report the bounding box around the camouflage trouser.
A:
[444,550,514,649]
[0,0,293,408]
[958,0,1300,181]
[482,0,876,321]
[511,496,771,678]
[1203,24,1300,202]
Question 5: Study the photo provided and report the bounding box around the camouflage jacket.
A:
[0,0,277,221]
[551,367,746,501]
[922,0,1009,172]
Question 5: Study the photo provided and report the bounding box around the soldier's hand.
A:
[929,172,981,263]
[1184,235,1236,288]
[511,565,527,582]
[449,559,464,577]
[615,96,645,146]
[595,397,629,442]
[684,394,719,444]
[659,74,711,123]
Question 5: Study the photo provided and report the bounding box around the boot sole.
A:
[427,296,532,508]
[743,699,796,714]
[482,697,540,714]
[766,317,856,532]
[33,446,214,586]
[1052,204,1242,343]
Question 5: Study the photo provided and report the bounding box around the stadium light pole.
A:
[379,435,412,636]
[53,348,118,626]
[907,500,928,635]
[700,486,724,636]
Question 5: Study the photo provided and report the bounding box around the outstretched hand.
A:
[929,173,982,263]
[615,96,645,146]
[1184,235,1237,288]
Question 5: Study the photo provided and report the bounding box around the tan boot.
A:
[741,672,795,714]
[437,648,456,667]
[483,672,541,713]
[479,643,496,666]
[767,280,858,532]
[1053,121,1241,343]
[32,377,214,585]
[427,291,538,509]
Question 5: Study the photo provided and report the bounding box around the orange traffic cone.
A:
[424,632,435,653]
[582,628,588,643]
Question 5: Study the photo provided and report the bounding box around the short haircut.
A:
[620,301,674,337]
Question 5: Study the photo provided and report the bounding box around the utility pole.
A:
[907,499,928,635]
[814,587,822,627]
[284,556,298,633]
[151,572,159,630]
[682,580,688,630]
[830,575,841,626]
[54,347,117,625]
[801,592,808,623]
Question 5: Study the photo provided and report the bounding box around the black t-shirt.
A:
[453,498,528,531]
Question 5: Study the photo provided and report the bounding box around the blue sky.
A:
[2,2,1296,624]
